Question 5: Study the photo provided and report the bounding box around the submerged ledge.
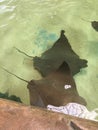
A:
[0,98,97,130]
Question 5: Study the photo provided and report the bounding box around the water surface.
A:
[0,0,98,109]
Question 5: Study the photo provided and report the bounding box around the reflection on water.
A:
[0,0,98,110]
[0,0,16,28]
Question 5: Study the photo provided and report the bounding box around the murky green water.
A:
[0,0,98,110]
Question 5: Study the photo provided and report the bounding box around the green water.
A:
[0,0,98,110]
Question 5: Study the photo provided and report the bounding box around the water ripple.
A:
[0,5,16,13]
[0,0,16,28]
[0,0,5,2]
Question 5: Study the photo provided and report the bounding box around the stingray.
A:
[91,21,98,31]
[33,30,88,76]
[81,18,98,31]
[1,61,87,108]
[27,61,87,107]
[14,30,88,76]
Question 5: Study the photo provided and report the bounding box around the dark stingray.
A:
[81,18,98,31]
[27,61,87,107]
[92,21,98,31]
[33,30,87,77]
[1,61,86,107]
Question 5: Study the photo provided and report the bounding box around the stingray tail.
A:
[14,47,33,58]
[80,18,91,23]
[1,66,29,83]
